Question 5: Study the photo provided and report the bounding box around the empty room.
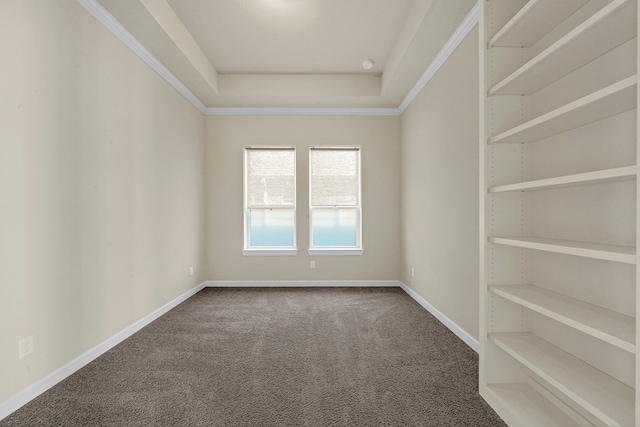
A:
[0,0,637,425]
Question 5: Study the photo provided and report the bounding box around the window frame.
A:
[242,146,298,256]
[308,146,363,256]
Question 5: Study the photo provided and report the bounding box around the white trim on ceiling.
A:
[75,0,207,114]
[398,1,479,113]
[75,0,479,117]
[205,107,401,116]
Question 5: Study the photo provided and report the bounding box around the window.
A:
[243,147,297,255]
[309,147,362,255]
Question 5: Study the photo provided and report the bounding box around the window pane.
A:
[246,149,295,209]
[249,209,294,247]
[310,149,359,206]
[311,208,357,247]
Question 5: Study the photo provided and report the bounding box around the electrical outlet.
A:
[18,335,34,359]
[189,266,194,276]
[310,261,315,269]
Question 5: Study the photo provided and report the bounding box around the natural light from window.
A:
[244,147,296,254]
[309,147,362,253]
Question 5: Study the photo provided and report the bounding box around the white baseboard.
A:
[0,282,207,421]
[399,282,479,353]
[205,280,400,287]
[1,279,478,421]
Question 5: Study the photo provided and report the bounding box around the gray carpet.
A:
[1,287,506,426]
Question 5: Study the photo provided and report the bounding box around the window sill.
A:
[242,249,299,256]
[307,248,364,256]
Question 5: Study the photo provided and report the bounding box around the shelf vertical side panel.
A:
[635,1,640,423]
[482,0,536,408]
[479,0,489,393]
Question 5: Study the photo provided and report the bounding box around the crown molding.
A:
[76,0,479,117]
[139,0,219,93]
[205,107,402,116]
[75,0,207,114]
[398,2,479,113]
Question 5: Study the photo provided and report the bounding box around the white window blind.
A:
[246,148,295,209]
[310,148,360,207]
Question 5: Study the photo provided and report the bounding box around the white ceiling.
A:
[95,0,477,109]
[167,0,415,74]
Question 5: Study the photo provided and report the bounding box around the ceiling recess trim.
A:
[76,0,207,114]
[398,1,479,113]
[76,0,479,117]
[204,107,402,116]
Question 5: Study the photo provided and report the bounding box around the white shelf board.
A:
[489,166,637,193]
[489,236,636,264]
[490,0,636,95]
[489,0,588,48]
[489,75,637,144]
[489,332,634,427]
[490,285,635,353]
[487,382,582,426]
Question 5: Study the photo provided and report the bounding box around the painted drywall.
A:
[204,115,401,281]
[0,0,205,405]
[400,29,480,340]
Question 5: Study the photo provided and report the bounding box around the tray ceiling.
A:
[92,0,477,109]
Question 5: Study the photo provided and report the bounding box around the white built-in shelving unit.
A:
[479,0,639,425]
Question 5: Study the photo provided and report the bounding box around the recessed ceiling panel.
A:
[166,0,415,74]
[92,0,477,108]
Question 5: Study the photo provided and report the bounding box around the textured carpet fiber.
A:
[1,287,505,426]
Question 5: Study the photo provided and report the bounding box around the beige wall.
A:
[0,0,205,403]
[400,30,480,339]
[0,0,480,412]
[204,115,401,281]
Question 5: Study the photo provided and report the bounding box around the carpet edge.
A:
[1,280,480,422]
[205,280,400,287]
[0,282,208,421]
[205,280,479,352]
[399,282,479,353]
